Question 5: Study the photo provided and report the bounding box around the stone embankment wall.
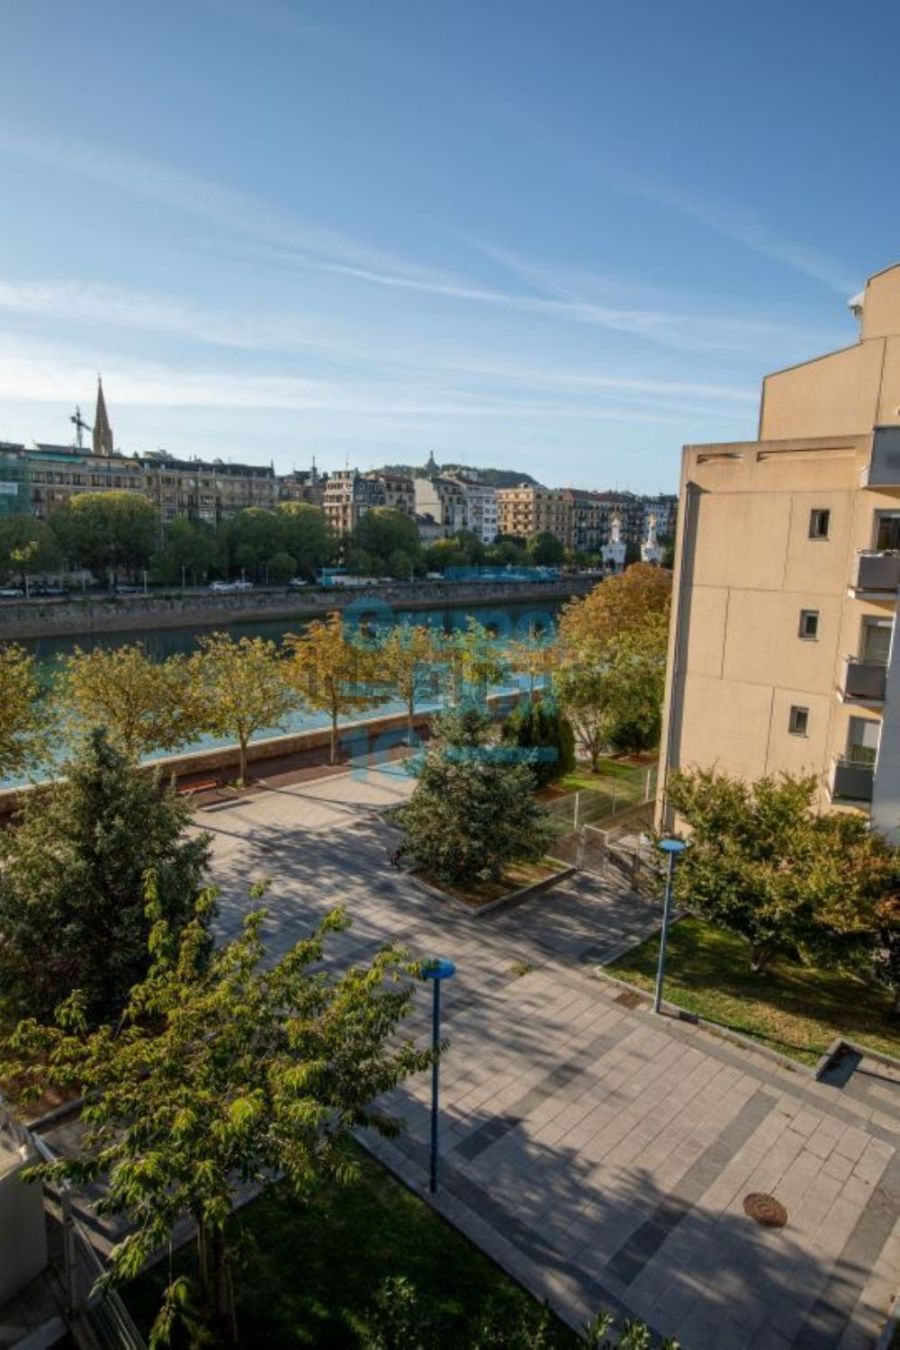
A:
[0,577,595,640]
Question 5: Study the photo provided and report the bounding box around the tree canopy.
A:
[285,613,383,764]
[396,706,552,887]
[51,492,159,580]
[0,729,210,1027]
[667,768,900,982]
[0,894,432,1346]
[58,643,200,759]
[0,642,45,778]
[347,508,422,578]
[191,633,297,784]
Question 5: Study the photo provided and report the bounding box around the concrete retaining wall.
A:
[0,578,594,641]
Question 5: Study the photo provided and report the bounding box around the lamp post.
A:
[654,838,687,1015]
[422,958,455,1194]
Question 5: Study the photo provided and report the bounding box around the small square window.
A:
[789,705,809,736]
[799,609,819,640]
[809,509,830,540]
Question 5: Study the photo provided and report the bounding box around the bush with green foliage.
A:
[0,728,210,1027]
[502,700,575,787]
[396,707,552,887]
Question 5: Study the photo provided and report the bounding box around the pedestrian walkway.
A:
[172,769,900,1346]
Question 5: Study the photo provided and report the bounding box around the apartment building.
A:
[559,488,603,551]
[414,476,467,534]
[658,261,900,843]
[141,451,277,523]
[323,470,385,534]
[446,476,498,544]
[279,462,326,508]
[369,471,415,516]
[496,484,568,541]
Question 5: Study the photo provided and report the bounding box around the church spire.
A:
[92,376,114,456]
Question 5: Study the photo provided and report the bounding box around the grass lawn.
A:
[126,1143,577,1348]
[608,916,900,1067]
[558,757,652,795]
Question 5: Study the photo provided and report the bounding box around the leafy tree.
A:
[485,536,528,567]
[51,492,159,582]
[0,729,210,1027]
[226,508,286,581]
[0,642,45,778]
[502,701,575,787]
[348,509,422,576]
[507,627,557,698]
[191,633,297,784]
[667,768,900,979]
[0,895,432,1347]
[375,624,439,744]
[0,515,62,586]
[396,707,552,888]
[440,618,507,706]
[266,550,298,584]
[285,613,383,764]
[57,643,200,759]
[558,564,671,757]
[527,531,565,566]
[552,658,606,772]
[152,517,219,586]
[276,501,335,578]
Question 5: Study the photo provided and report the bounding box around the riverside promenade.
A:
[194,762,900,1350]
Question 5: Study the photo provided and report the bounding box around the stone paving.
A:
[179,766,900,1348]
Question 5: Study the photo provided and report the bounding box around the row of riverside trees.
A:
[0,565,673,790]
[0,492,631,592]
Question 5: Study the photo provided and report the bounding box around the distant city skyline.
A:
[2,2,898,491]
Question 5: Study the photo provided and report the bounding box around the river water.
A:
[17,595,564,786]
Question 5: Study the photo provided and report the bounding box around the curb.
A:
[403,865,575,918]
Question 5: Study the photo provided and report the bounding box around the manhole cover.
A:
[614,990,643,1009]
[743,1193,787,1228]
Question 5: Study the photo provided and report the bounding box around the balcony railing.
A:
[843,657,888,702]
[855,552,900,593]
[830,757,875,803]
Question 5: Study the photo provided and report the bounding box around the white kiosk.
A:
[601,512,627,573]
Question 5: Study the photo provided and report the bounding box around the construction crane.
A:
[70,405,91,449]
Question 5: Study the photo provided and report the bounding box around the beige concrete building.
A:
[658,262,900,842]
[496,484,568,541]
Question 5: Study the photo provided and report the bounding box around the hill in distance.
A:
[376,460,541,488]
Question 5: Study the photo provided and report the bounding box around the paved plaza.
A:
[195,764,900,1349]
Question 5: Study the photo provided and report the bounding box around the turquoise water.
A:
[15,596,563,785]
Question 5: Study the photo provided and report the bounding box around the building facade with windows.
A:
[323,470,385,534]
[657,262,900,842]
[446,476,498,544]
[496,484,569,541]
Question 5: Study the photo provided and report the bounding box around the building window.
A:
[798,610,819,640]
[847,715,880,765]
[861,617,893,665]
[788,705,809,736]
[808,508,830,540]
[875,511,900,551]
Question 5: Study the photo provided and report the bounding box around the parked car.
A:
[0,587,24,598]
[231,579,254,591]
[288,577,308,588]
[209,580,235,592]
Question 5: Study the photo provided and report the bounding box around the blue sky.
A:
[0,0,897,491]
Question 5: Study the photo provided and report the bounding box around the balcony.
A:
[842,657,887,703]
[855,552,900,594]
[830,757,875,803]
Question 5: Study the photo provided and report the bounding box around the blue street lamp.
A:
[422,958,456,1194]
[654,838,688,1014]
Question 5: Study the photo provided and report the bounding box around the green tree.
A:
[0,515,62,587]
[152,517,218,586]
[666,768,900,978]
[485,535,528,567]
[58,643,200,759]
[0,895,432,1346]
[558,564,671,757]
[285,612,384,764]
[502,701,575,787]
[440,618,507,706]
[277,502,335,578]
[375,623,439,744]
[191,633,297,785]
[527,531,565,566]
[0,643,46,778]
[348,509,422,576]
[51,492,159,583]
[396,707,552,888]
[226,508,286,581]
[507,627,557,698]
[266,550,298,584]
[0,729,210,1027]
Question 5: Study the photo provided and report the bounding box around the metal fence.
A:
[544,764,657,840]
